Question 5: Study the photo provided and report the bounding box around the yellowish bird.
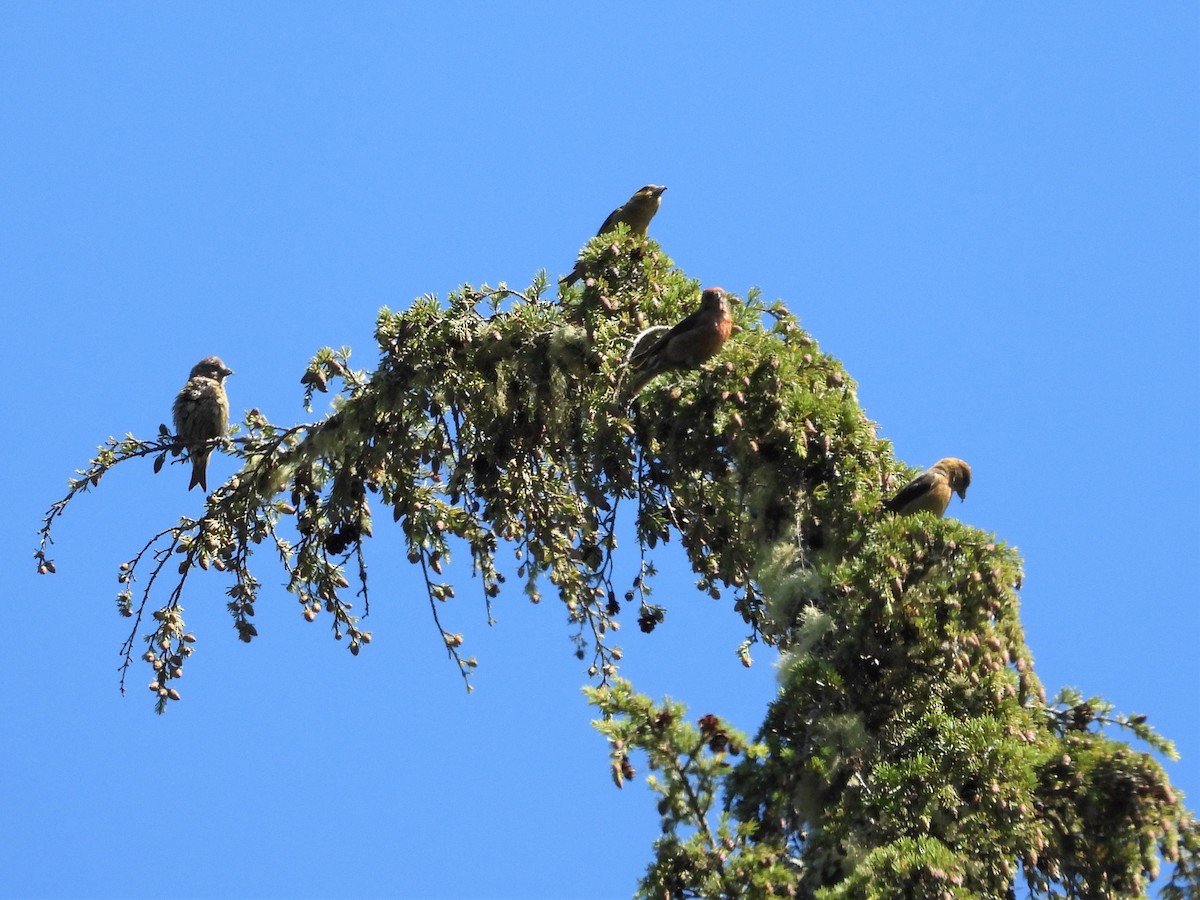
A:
[560,184,667,287]
[883,458,972,517]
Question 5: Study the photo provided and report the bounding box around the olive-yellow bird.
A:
[883,458,972,517]
[560,184,667,287]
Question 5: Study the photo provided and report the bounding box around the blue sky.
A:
[3,4,1197,898]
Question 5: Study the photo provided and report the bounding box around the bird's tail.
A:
[187,449,210,492]
[620,369,655,402]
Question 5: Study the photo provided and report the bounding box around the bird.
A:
[172,356,234,492]
[560,184,667,287]
[624,287,733,396]
[883,458,972,517]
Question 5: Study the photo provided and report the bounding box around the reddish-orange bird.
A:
[883,458,972,517]
[625,287,733,396]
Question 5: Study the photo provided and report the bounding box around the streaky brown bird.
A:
[883,458,972,517]
[625,287,733,396]
[173,356,234,492]
[560,184,667,287]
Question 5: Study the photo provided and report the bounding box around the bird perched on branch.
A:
[560,184,667,287]
[624,287,732,396]
[173,356,234,492]
[883,458,972,517]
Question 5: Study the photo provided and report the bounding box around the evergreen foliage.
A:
[38,231,1198,897]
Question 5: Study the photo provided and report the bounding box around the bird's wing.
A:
[883,471,939,512]
[627,326,671,365]
[630,309,706,369]
[629,332,670,369]
[595,205,625,236]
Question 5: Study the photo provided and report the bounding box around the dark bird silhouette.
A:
[625,287,733,396]
[883,458,972,517]
[173,356,233,492]
[560,184,667,287]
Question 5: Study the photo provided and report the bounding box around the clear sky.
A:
[3,4,1197,898]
